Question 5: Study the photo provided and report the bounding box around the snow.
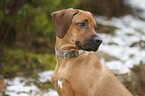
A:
[38,70,54,82]
[96,15,145,73]
[125,0,145,18]
[4,77,39,96]
[125,0,145,10]
[3,71,59,96]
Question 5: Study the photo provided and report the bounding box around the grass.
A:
[1,48,56,78]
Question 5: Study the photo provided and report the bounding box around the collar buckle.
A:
[63,53,70,59]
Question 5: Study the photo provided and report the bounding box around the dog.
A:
[51,8,133,96]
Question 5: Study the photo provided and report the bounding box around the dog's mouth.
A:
[76,37,102,51]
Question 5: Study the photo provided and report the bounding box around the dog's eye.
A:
[77,22,86,28]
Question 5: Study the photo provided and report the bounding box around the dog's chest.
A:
[53,63,99,93]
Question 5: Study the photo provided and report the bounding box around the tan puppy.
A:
[51,8,132,96]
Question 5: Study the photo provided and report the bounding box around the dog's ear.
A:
[51,8,78,39]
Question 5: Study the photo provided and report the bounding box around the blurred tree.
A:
[0,0,78,78]
[76,0,133,17]
[0,0,78,52]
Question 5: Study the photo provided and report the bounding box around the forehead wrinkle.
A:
[73,10,96,28]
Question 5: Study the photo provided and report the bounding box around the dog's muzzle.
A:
[76,36,102,51]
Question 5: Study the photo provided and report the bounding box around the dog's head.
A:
[51,8,102,52]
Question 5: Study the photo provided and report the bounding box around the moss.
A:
[34,80,55,90]
[2,48,56,78]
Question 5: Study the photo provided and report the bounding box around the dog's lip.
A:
[76,41,82,49]
[76,41,100,52]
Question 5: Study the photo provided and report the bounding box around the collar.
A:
[55,48,85,59]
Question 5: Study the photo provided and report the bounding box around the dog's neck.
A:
[55,45,78,53]
[55,37,79,53]
[55,36,86,60]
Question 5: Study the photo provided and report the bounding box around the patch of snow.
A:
[125,0,145,18]
[95,15,145,74]
[4,77,39,96]
[125,0,145,10]
[38,70,54,82]
[4,71,58,96]
[44,89,58,96]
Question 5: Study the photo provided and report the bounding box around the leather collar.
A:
[55,48,85,59]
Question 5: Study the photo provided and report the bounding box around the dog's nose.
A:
[93,37,102,45]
